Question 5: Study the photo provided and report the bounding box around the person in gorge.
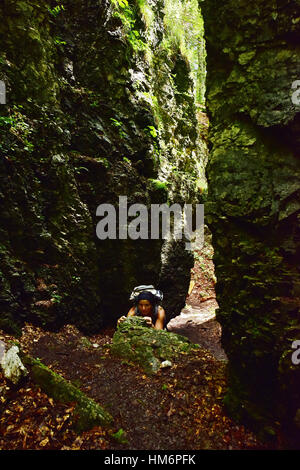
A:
[117,291,166,330]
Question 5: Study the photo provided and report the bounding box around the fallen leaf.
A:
[39,438,49,447]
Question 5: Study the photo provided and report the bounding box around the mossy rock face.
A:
[0,0,207,332]
[26,357,113,433]
[202,0,300,442]
[110,316,199,374]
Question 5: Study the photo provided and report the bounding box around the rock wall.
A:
[202,0,300,442]
[0,0,206,333]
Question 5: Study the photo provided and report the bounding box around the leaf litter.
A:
[0,323,275,450]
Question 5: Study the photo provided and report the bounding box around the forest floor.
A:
[0,238,278,450]
[0,323,272,451]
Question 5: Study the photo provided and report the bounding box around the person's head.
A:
[137,292,155,316]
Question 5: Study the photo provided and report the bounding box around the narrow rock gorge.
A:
[0,0,300,448]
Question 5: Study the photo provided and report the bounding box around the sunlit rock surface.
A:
[0,345,28,384]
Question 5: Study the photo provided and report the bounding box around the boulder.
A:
[0,344,28,384]
[110,316,199,374]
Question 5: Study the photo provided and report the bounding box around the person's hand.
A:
[144,316,153,328]
[117,316,126,327]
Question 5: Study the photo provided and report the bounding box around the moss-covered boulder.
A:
[24,356,113,433]
[110,316,199,374]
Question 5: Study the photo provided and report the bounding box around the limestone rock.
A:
[0,340,5,361]
[160,360,172,368]
[0,345,28,384]
[110,316,199,374]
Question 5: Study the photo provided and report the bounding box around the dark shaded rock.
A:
[0,0,206,332]
[202,0,300,443]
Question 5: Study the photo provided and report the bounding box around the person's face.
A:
[138,300,153,316]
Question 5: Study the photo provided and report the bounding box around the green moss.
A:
[148,178,168,192]
[110,316,199,374]
[110,0,149,53]
[25,357,113,432]
[136,0,154,29]
[163,0,206,104]
[0,0,206,338]
[203,0,300,441]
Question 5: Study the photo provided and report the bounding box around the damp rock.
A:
[0,345,28,384]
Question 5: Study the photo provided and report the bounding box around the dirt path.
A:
[168,231,227,362]
[167,301,227,362]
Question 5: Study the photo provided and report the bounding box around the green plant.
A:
[110,117,128,139]
[54,36,66,46]
[1,108,35,152]
[110,117,123,128]
[112,428,129,444]
[144,125,158,139]
[144,125,160,155]
[110,0,135,30]
[0,116,15,127]
[136,0,154,29]
[74,166,89,174]
[149,179,168,192]
[90,100,99,108]
[110,0,149,53]
[48,4,65,17]
[51,293,63,304]
[23,142,34,152]
[163,0,206,104]
[140,92,163,132]
[95,157,110,169]
[115,0,128,7]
